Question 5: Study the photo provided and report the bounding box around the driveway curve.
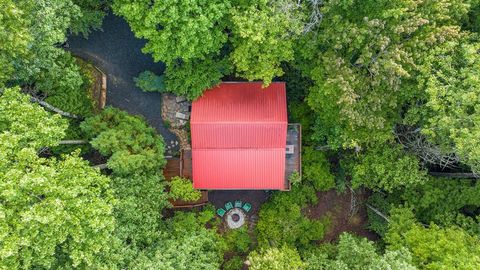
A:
[67,13,178,148]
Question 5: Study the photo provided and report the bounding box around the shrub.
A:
[224,227,253,254]
[223,256,244,270]
[248,246,305,270]
[80,107,166,175]
[302,147,335,191]
[347,144,427,192]
[169,176,202,202]
[256,185,327,250]
[134,71,166,92]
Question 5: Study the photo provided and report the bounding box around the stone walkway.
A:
[161,94,192,151]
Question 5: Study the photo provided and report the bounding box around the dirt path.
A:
[305,189,379,242]
[67,13,178,148]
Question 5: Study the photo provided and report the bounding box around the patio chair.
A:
[234,200,243,208]
[216,208,226,217]
[225,202,234,211]
[242,203,252,213]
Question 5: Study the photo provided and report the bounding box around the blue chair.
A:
[225,202,234,211]
[234,200,243,208]
[242,203,252,212]
[216,208,226,217]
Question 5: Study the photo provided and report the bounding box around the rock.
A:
[175,112,189,120]
[176,96,187,103]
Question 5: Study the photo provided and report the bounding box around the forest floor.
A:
[67,13,178,148]
[305,189,379,242]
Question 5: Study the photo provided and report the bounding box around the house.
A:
[190,82,301,190]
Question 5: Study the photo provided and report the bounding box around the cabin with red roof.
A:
[190,82,301,191]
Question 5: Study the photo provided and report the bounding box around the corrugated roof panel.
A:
[192,149,286,190]
[191,123,287,149]
[191,82,287,123]
[190,82,288,190]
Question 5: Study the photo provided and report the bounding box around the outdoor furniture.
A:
[225,202,234,211]
[234,200,243,208]
[242,203,252,212]
[216,208,226,217]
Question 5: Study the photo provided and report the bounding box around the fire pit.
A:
[226,208,246,229]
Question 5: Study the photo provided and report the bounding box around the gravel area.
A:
[67,13,178,150]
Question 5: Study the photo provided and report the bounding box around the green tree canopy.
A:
[305,233,417,270]
[0,87,115,269]
[248,245,305,270]
[386,208,480,269]
[81,107,166,175]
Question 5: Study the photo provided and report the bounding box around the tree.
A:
[347,144,428,192]
[248,246,305,270]
[70,0,111,37]
[296,0,468,148]
[128,211,225,270]
[0,0,30,84]
[164,56,229,100]
[0,88,115,269]
[407,38,480,173]
[112,0,230,64]
[386,208,480,269]
[256,185,326,249]
[302,147,335,191]
[0,87,67,150]
[80,107,166,175]
[168,176,202,202]
[113,174,170,247]
[229,1,303,84]
[134,71,166,92]
[305,233,417,270]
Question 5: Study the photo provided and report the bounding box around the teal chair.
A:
[216,208,226,217]
[234,200,243,208]
[225,202,234,211]
[242,203,252,213]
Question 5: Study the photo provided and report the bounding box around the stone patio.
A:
[161,94,192,152]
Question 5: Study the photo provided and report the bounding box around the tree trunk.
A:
[59,140,89,145]
[428,172,479,179]
[30,96,83,119]
[366,203,390,222]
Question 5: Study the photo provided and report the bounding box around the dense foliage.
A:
[168,176,202,202]
[81,107,166,175]
[0,88,115,269]
[248,245,305,270]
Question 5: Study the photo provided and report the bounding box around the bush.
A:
[134,71,166,92]
[224,227,253,254]
[169,176,202,202]
[256,185,327,250]
[248,246,305,270]
[302,147,335,191]
[223,256,244,270]
[80,107,166,175]
[348,144,427,192]
[165,56,230,100]
[39,54,96,116]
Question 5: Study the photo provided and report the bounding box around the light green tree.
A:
[0,87,115,269]
[112,0,230,64]
[248,246,305,270]
[386,207,480,269]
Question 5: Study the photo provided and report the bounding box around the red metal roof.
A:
[191,82,288,190]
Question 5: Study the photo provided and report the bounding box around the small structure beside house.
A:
[190,82,301,191]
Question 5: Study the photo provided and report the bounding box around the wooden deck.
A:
[163,150,208,208]
[285,124,301,190]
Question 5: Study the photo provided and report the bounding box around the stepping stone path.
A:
[161,94,192,151]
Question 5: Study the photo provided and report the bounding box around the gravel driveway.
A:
[67,13,178,146]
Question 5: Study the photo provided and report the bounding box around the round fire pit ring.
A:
[226,208,246,229]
